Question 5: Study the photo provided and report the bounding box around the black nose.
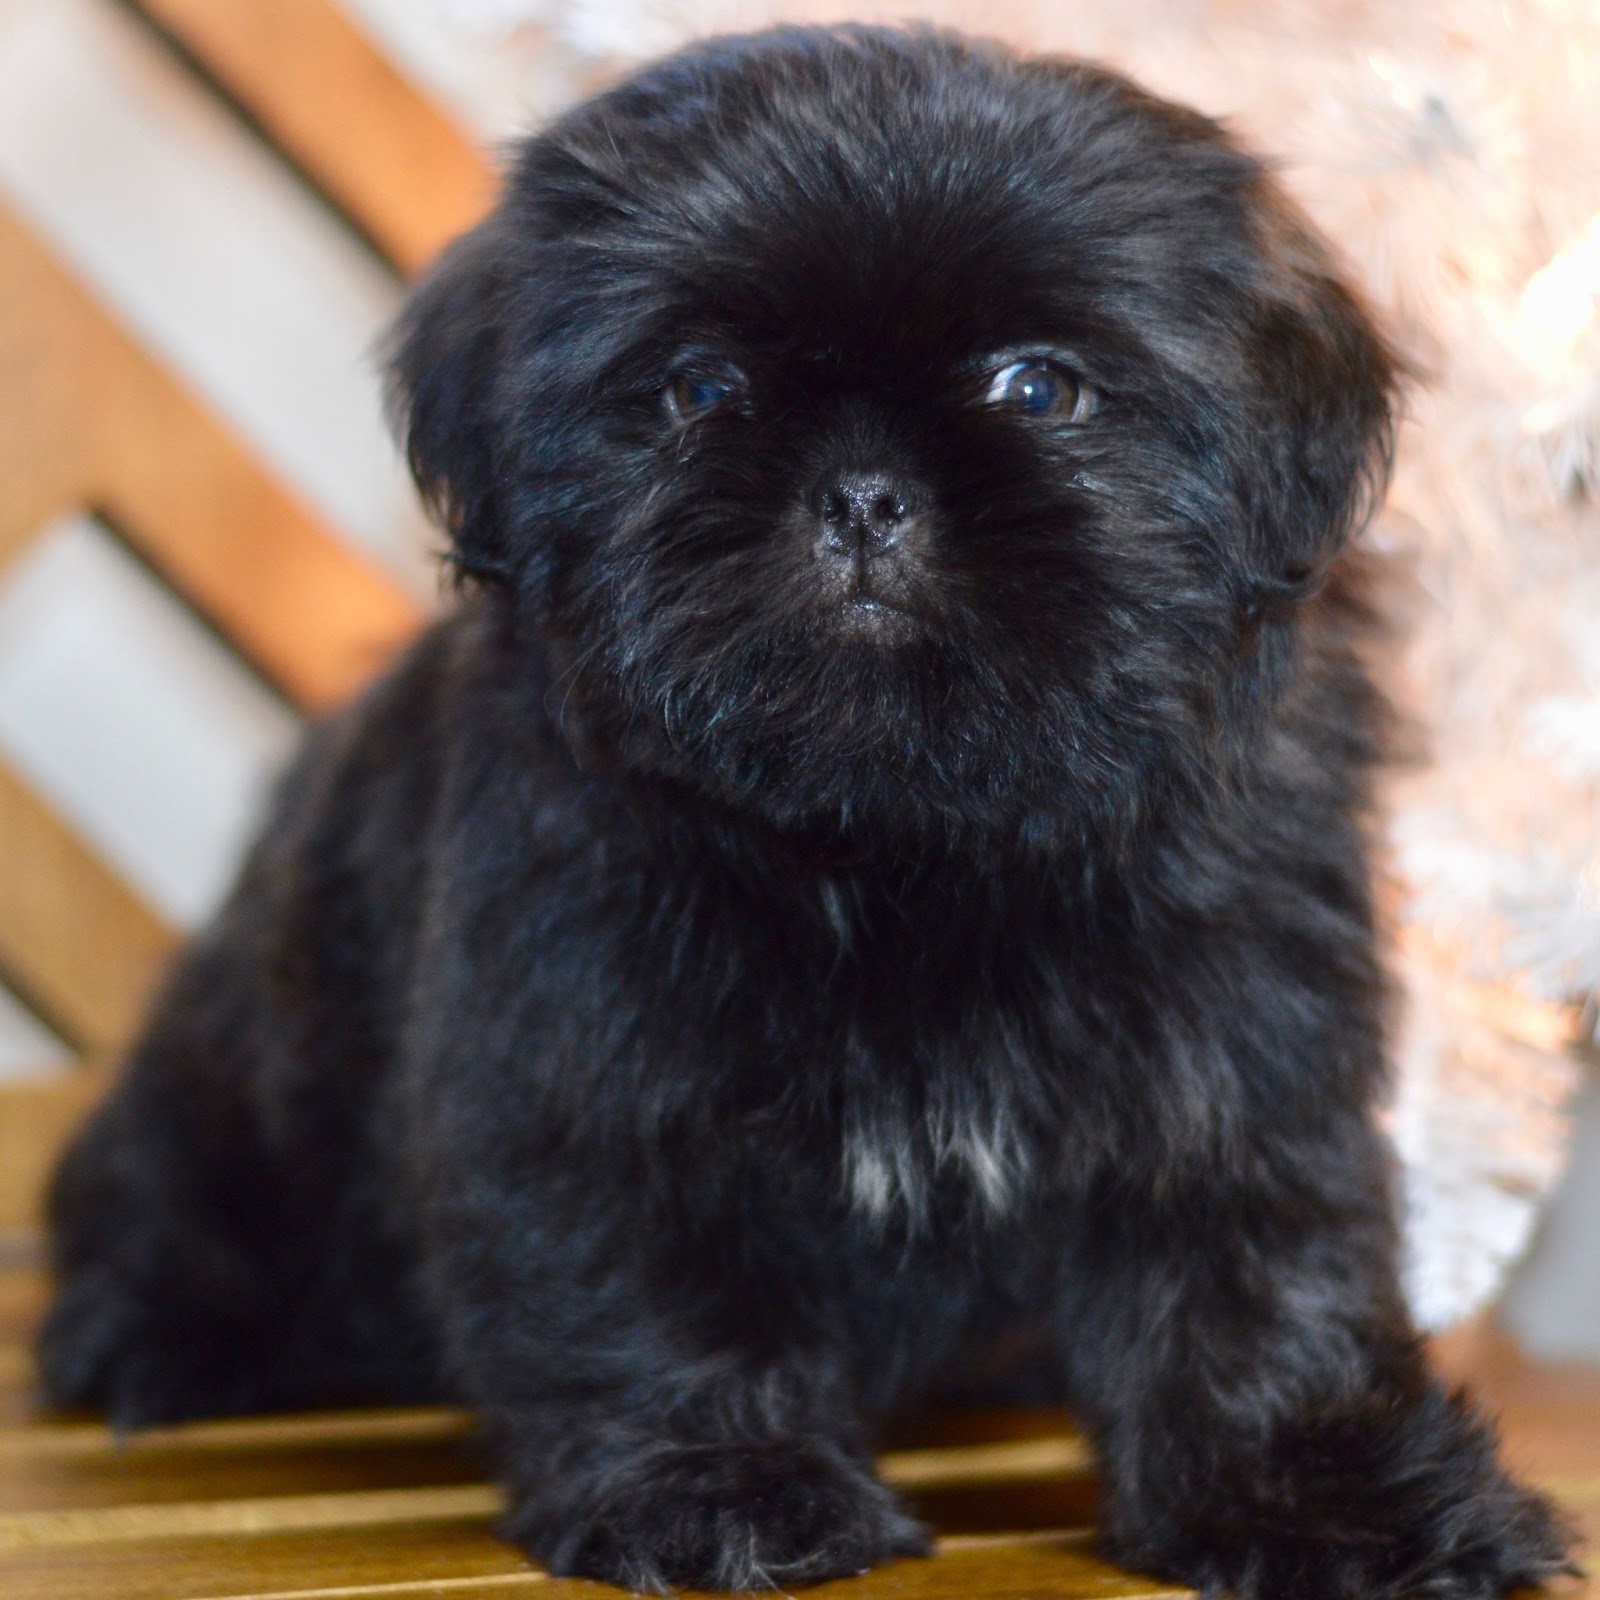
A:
[813,470,921,558]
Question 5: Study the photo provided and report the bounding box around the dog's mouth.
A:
[816,547,924,634]
[835,586,920,643]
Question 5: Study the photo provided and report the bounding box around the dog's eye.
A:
[666,371,740,424]
[984,359,1093,422]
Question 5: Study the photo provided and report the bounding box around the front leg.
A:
[414,1115,926,1592]
[1059,1131,1570,1600]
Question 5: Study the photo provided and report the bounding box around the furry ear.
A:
[385,219,513,585]
[1236,187,1401,612]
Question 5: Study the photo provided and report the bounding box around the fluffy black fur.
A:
[41,26,1572,1599]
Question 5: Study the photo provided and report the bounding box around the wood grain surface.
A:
[0,1268,1592,1600]
[0,197,428,1229]
[0,760,172,1072]
[0,204,426,713]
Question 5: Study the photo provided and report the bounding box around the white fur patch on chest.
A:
[842,1110,1027,1224]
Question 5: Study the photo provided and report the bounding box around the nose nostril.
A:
[812,470,923,556]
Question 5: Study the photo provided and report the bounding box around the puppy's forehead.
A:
[533,30,1260,367]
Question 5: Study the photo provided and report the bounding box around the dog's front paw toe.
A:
[514,1439,928,1593]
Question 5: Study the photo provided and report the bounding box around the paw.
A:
[1107,1388,1574,1600]
[38,1269,266,1425]
[1115,1487,1569,1600]
[512,1439,930,1593]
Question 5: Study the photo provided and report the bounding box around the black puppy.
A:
[41,25,1570,1599]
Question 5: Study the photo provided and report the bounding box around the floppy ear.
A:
[385,218,513,584]
[1236,187,1401,614]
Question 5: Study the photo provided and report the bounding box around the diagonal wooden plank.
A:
[0,1072,117,1237]
[0,203,429,1231]
[0,202,425,713]
[0,458,80,599]
[0,756,159,1228]
[0,760,174,1063]
[0,270,88,589]
[131,0,493,276]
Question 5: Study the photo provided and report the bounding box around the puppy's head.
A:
[389,26,1397,848]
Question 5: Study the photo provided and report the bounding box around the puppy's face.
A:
[392,28,1395,846]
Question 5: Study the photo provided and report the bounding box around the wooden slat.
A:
[0,1430,485,1517]
[132,0,494,276]
[0,760,174,1061]
[0,1268,52,1424]
[0,389,80,591]
[0,746,172,1237]
[0,1409,475,1459]
[0,1072,118,1236]
[0,1483,501,1550]
[157,1578,552,1600]
[0,1514,529,1600]
[0,1421,1088,1521]
[0,1358,31,1432]
[908,1472,1100,1541]
[0,1420,1585,1600]
[0,1284,1594,1600]
[884,1434,1090,1487]
[0,1269,47,1345]
[0,1522,1185,1600]
[46,1537,1191,1600]
[1,1476,1581,1600]
[0,1402,484,1519]
[0,200,432,1229]
[0,202,424,712]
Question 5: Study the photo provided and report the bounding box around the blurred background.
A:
[0,0,1594,1358]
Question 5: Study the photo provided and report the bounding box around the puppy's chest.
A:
[809,901,1075,1229]
[837,1090,1033,1228]
[711,865,1129,1227]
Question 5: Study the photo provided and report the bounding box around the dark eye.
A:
[984,359,1093,422]
[666,370,740,424]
